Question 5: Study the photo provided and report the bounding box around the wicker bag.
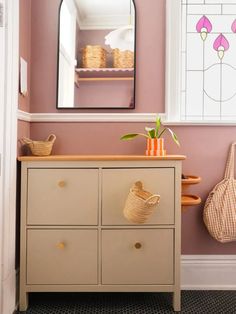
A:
[21,134,56,156]
[81,45,107,68]
[203,142,236,243]
[123,181,160,224]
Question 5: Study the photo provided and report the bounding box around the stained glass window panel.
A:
[181,0,236,121]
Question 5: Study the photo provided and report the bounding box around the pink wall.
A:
[24,0,236,254]
[18,0,31,155]
[19,0,31,112]
[17,120,30,156]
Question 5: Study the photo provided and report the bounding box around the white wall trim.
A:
[17,109,31,122]
[0,0,5,310]
[164,120,236,126]
[181,255,236,290]
[18,110,236,126]
[0,0,18,312]
[17,110,164,123]
[165,0,182,122]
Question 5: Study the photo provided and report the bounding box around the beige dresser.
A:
[18,155,185,312]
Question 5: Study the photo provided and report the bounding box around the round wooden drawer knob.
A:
[134,242,142,249]
[56,242,65,250]
[58,181,66,188]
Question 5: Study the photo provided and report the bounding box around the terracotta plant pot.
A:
[146,138,166,156]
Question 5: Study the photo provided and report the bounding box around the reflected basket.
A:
[81,45,107,68]
[123,181,160,224]
[113,49,134,68]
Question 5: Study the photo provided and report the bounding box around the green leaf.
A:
[155,116,161,137]
[145,127,154,132]
[158,128,166,138]
[120,133,139,140]
[145,127,156,138]
[148,129,156,138]
[167,128,180,146]
[120,133,149,140]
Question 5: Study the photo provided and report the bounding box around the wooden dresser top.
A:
[18,155,186,162]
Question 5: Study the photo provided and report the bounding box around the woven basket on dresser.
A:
[113,49,134,68]
[21,134,56,156]
[123,181,160,224]
[81,45,107,68]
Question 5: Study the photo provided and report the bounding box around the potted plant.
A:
[120,116,180,156]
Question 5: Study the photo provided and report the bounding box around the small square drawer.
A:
[27,169,98,225]
[27,229,98,285]
[102,168,175,225]
[102,229,173,285]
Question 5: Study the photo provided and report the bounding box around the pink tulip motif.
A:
[232,19,236,33]
[213,33,229,60]
[196,15,212,41]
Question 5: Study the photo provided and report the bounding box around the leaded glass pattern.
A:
[181,0,236,121]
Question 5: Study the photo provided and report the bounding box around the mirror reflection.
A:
[57,0,136,109]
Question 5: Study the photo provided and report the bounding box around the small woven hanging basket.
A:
[123,181,160,224]
[81,45,107,68]
[113,49,134,68]
[21,134,56,156]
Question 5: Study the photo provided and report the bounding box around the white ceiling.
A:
[74,0,135,30]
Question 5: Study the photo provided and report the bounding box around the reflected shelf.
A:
[77,77,134,82]
[76,68,134,72]
[75,68,134,84]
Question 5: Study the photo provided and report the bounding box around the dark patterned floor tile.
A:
[17,291,236,314]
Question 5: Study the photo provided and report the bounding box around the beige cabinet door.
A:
[27,229,98,285]
[102,229,173,285]
[102,168,174,225]
[27,169,98,225]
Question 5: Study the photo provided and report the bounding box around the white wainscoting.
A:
[181,255,236,290]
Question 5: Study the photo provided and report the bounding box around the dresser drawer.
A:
[102,229,173,285]
[102,168,174,225]
[27,229,98,285]
[27,169,98,225]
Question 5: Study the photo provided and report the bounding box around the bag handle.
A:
[224,142,236,179]
[21,137,32,145]
[145,194,160,206]
[46,134,56,143]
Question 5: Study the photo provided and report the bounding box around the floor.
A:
[17,291,236,313]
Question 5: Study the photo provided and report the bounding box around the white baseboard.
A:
[181,255,236,290]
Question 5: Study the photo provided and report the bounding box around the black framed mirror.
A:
[56,0,136,109]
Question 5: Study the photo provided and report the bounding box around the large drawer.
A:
[27,169,98,225]
[102,229,173,285]
[102,168,175,225]
[27,229,98,285]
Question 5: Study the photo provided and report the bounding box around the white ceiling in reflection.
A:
[73,0,135,30]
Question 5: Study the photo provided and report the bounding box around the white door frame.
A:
[0,1,5,309]
[0,0,19,312]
